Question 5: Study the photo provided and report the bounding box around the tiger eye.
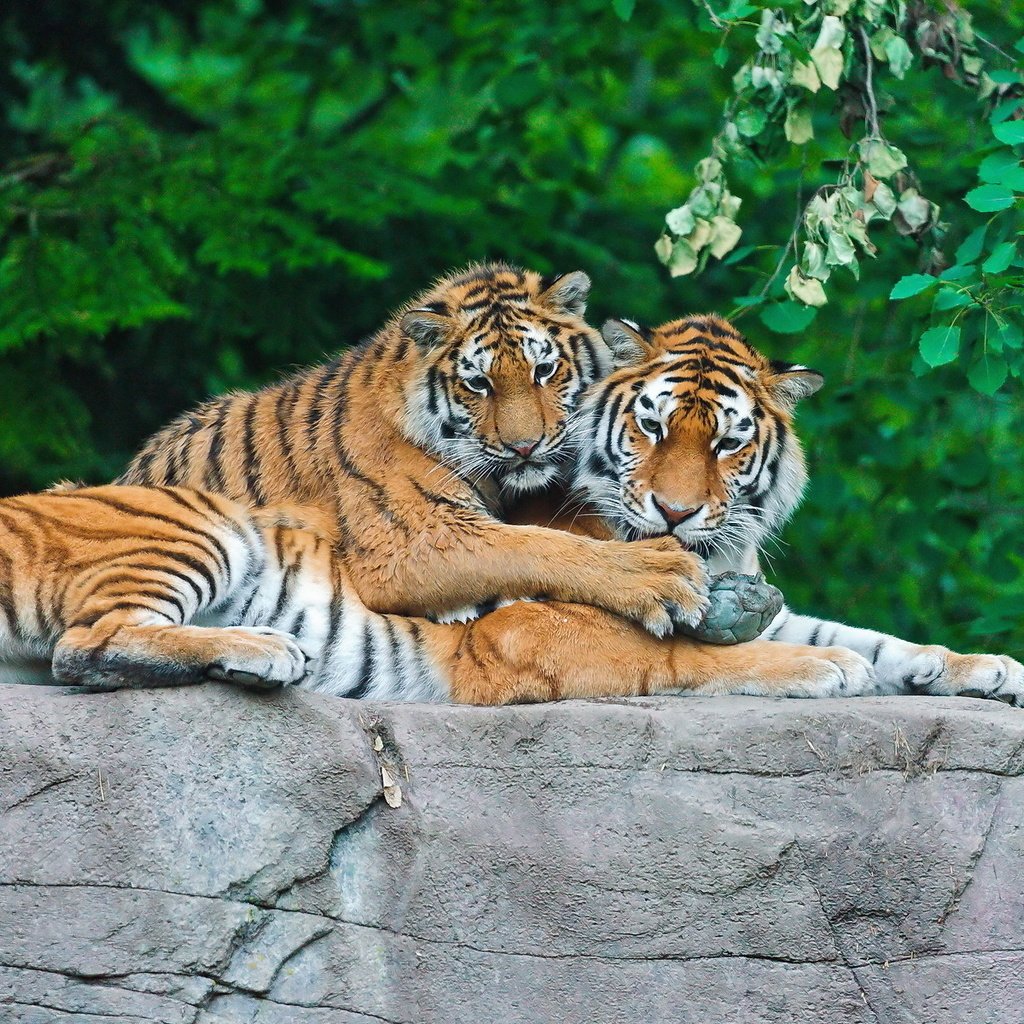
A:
[534,361,556,383]
[638,417,663,439]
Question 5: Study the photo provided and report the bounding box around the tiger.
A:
[556,313,1024,705]
[0,484,873,704]
[117,262,711,640]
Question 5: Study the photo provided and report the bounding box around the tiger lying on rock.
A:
[545,313,1023,704]
[117,262,711,638]
[2,309,1016,704]
[0,486,786,701]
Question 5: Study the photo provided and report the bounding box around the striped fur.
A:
[1,313,948,705]
[0,485,888,704]
[0,486,450,698]
[564,315,1024,706]
[116,264,712,637]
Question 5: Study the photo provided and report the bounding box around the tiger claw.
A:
[207,666,283,690]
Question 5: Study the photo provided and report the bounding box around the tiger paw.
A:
[206,627,308,690]
[678,572,783,645]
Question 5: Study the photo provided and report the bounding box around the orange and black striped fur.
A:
[0,484,866,704]
[552,314,1023,704]
[8,309,1014,705]
[119,263,710,638]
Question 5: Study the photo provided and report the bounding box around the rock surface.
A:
[1,683,1023,1023]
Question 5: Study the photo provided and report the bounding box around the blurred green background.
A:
[1,0,1021,653]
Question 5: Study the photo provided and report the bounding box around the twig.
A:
[858,26,881,139]
[752,167,806,304]
[699,0,725,30]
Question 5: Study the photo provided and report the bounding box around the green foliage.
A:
[0,0,1021,654]
[656,0,1024,399]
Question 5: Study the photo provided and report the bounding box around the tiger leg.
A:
[417,601,879,706]
[765,606,1024,707]
[52,610,306,691]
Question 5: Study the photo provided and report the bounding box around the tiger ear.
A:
[601,319,654,367]
[766,360,825,409]
[400,308,451,349]
[538,271,591,317]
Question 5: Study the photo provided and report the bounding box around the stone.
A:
[682,571,785,644]
[1,683,1023,1022]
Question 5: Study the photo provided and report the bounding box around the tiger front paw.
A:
[609,537,710,638]
[206,627,309,690]
[798,647,880,698]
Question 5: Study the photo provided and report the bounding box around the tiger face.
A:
[574,315,823,565]
[401,264,609,495]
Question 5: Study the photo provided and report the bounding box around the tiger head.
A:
[400,263,610,496]
[574,314,823,568]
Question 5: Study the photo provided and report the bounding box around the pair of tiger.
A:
[1,264,1020,705]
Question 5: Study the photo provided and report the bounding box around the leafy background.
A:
[1,0,1021,653]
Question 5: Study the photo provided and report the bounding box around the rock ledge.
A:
[2,684,1023,1023]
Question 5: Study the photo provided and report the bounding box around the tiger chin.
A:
[565,313,1024,707]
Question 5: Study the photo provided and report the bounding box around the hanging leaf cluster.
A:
[656,0,1024,394]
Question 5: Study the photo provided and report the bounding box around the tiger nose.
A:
[652,497,702,527]
[507,439,540,457]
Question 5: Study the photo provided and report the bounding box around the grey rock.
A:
[682,571,785,644]
[1,683,1023,1023]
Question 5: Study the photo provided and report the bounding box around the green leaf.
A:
[858,139,907,179]
[825,231,855,267]
[723,244,756,266]
[612,0,636,21]
[999,320,1023,350]
[722,0,757,18]
[736,107,767,138]
[968,355,1008,394]
[801,240,828,280]
[918,325,961,367]
[889,274,937,299]
[964,184,1015,212]
[883,37,912,79]
[983,242,1017,274]
[939,264,977,283]
[1000,167,1024,192]
[760,300,818,333]
[495,69,546,108]
[932,288,975,312]
[990,98,1023,125]
[955,225,987,264]
[993,121,1024,146]
[713,46,729,68]
[978,151,1019,184]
